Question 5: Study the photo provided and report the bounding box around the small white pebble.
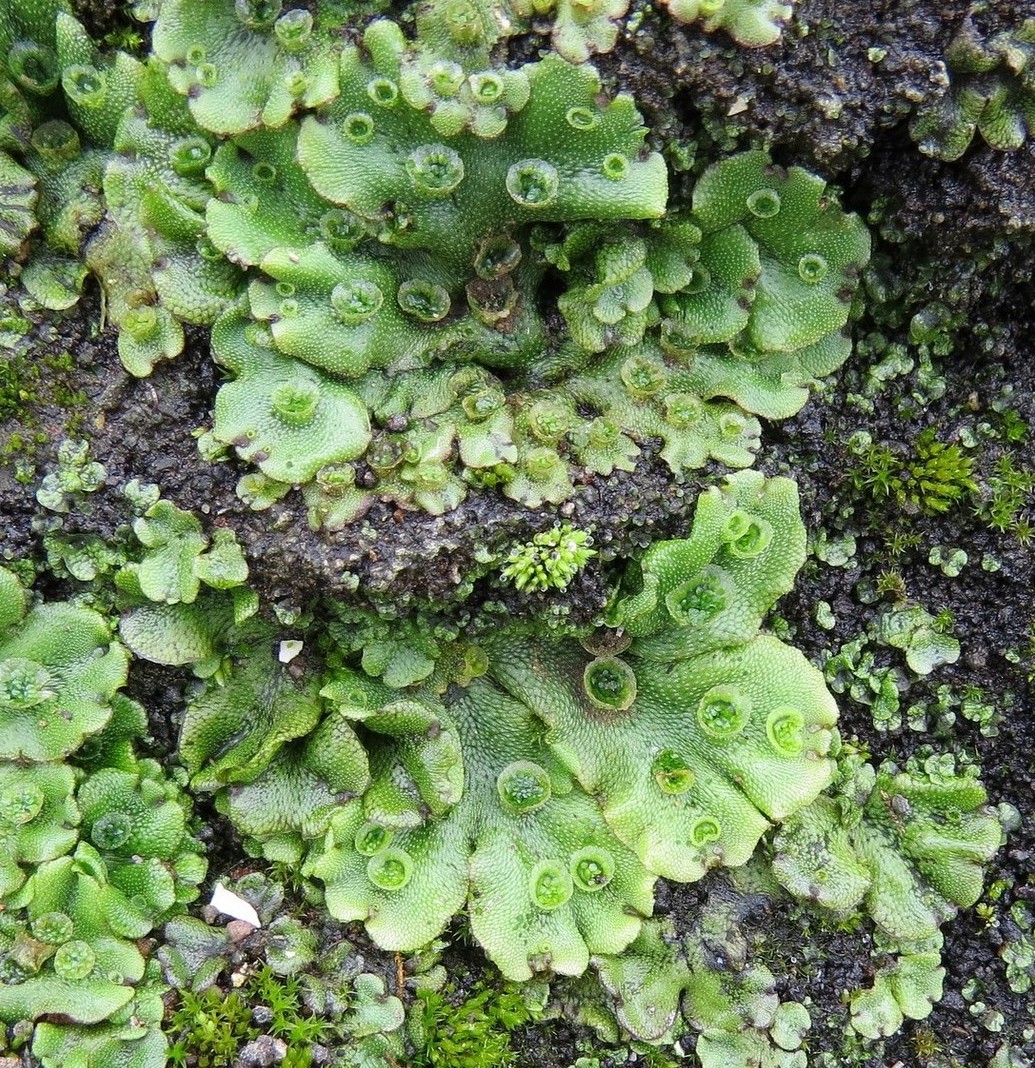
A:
[727,94,750,115]
[210,882,261,927]
[278,639,303,663]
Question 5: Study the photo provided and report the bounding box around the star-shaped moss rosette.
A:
[663,0,794,48]
[772,749,1004,943]
[500,523,597,592]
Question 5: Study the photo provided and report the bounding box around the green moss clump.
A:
[847,427,977,516]
[409,982,536,1068]
[977,453,1035,540]
[165,968,330,1068]
[0,323,87,481]
[500,524,596,592]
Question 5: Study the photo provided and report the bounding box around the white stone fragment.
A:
[210,882,261,928]
[278,639,303,663]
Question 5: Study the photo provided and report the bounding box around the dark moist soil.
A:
[760,342,1035,1063]
[1,303,731,624]
[3,0,1035,1063]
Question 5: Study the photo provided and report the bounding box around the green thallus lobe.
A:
[0,0,870,520]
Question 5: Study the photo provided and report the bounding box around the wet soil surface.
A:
[3,0,1035,1063]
